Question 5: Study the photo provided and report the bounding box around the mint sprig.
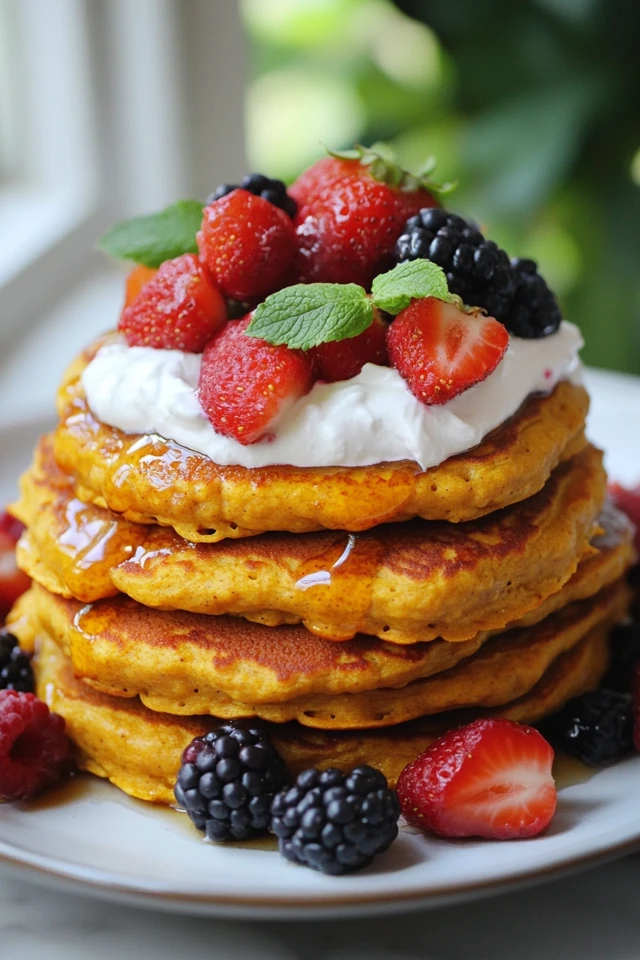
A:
[98,200,204,268]
[247,260,451,349]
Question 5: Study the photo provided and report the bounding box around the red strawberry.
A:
[387,297,509,405]
[123,264,158,308]
[291,148,439,288]
[310,309,389,382]
[397,718,557,841]
[609,483,640,551]
[199,314,314,445]
[119,253,227,352]
[0,516,30,623]
[198,189,296,301]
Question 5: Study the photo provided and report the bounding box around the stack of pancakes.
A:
[8,340,635,803]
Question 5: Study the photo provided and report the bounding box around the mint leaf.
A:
[371,260,452,315]
[246,284,373,350]
[98,200,204,268]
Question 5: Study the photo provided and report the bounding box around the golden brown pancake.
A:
[15,438,609,644]
[54,338,589,540]
[13,577,628,728]
[34,625,611,802]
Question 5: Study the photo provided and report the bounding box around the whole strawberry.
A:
[199,314,314,444]
[198,189,297,301]
[290,146,443,289]
[118,253,227,352]
[387,296,509,405]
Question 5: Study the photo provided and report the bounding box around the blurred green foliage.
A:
[241,0,640,372]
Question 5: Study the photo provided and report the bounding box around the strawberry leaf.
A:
[371,260,453,315]
[98,200,204,268]
[246,283,373,351]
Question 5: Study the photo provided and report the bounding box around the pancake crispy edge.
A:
[53,337,589,539]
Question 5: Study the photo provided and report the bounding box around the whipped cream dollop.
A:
[82,321,583,470]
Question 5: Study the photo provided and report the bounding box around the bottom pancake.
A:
[34,619,612,803]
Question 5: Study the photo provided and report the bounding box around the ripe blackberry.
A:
[555,689,633,765]
[506,258,562,339]
[395,208,516,321]
[174,724,289,842]
[0,630,34,693]
[603,620,640,692]
[270,765,400,875]
[207,173,297,219]
[394,208,562,338]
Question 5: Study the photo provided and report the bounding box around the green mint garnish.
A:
[246,260,451,349]
[371,260,453,314]
[247,284,374,351]
[97,200,204,268]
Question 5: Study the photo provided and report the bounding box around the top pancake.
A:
[54,338,589,540]
[15,438,609,644]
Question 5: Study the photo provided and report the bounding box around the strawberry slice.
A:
[198,314,314,445]
[386,297,509,405]
[397,718,557,840]
[0,513,30,623]
[310,309,389,382]
[609,483,640,551]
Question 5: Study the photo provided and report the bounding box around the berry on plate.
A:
[291,147,439,288]
[310,308,389,382]
[207,173,297,219]
[270,765,400,875]
[0,512,30,623]
[198,189,297,301]
[174,724,289,842]
[609,483,640,551]
[0,630,34,693]
[0,690,72,801]
[123,264,158,308]
[118,253,227,352]
[198,314,314,444]
[554,690,633,766]
[386,296,509,405]
[397,718,557,840]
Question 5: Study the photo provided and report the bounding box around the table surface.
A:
[2,855,640,959]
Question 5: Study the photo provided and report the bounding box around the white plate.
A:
[0,369,639,920]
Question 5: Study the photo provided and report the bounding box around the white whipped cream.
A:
[82,321,583,470]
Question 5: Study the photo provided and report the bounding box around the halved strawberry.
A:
[0,513,30,623]
[387,297,509,405]
[609,483,640,552]
[397,718,557,840]
[310,309,389,382]
[198,314,314,445]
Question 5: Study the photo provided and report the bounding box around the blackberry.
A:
[394,208,562,338]
[174,724,289,842]
[207,173,297,219]
[0,630,34,693]
[270,765,400,875]
[603,619,640,692]
[395,208,516,321]
[554,689,633,766]
[506,258,562,339]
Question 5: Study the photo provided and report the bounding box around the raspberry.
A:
[0,690,72,801]
[118,253,227,352]
[198,190,297,301]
